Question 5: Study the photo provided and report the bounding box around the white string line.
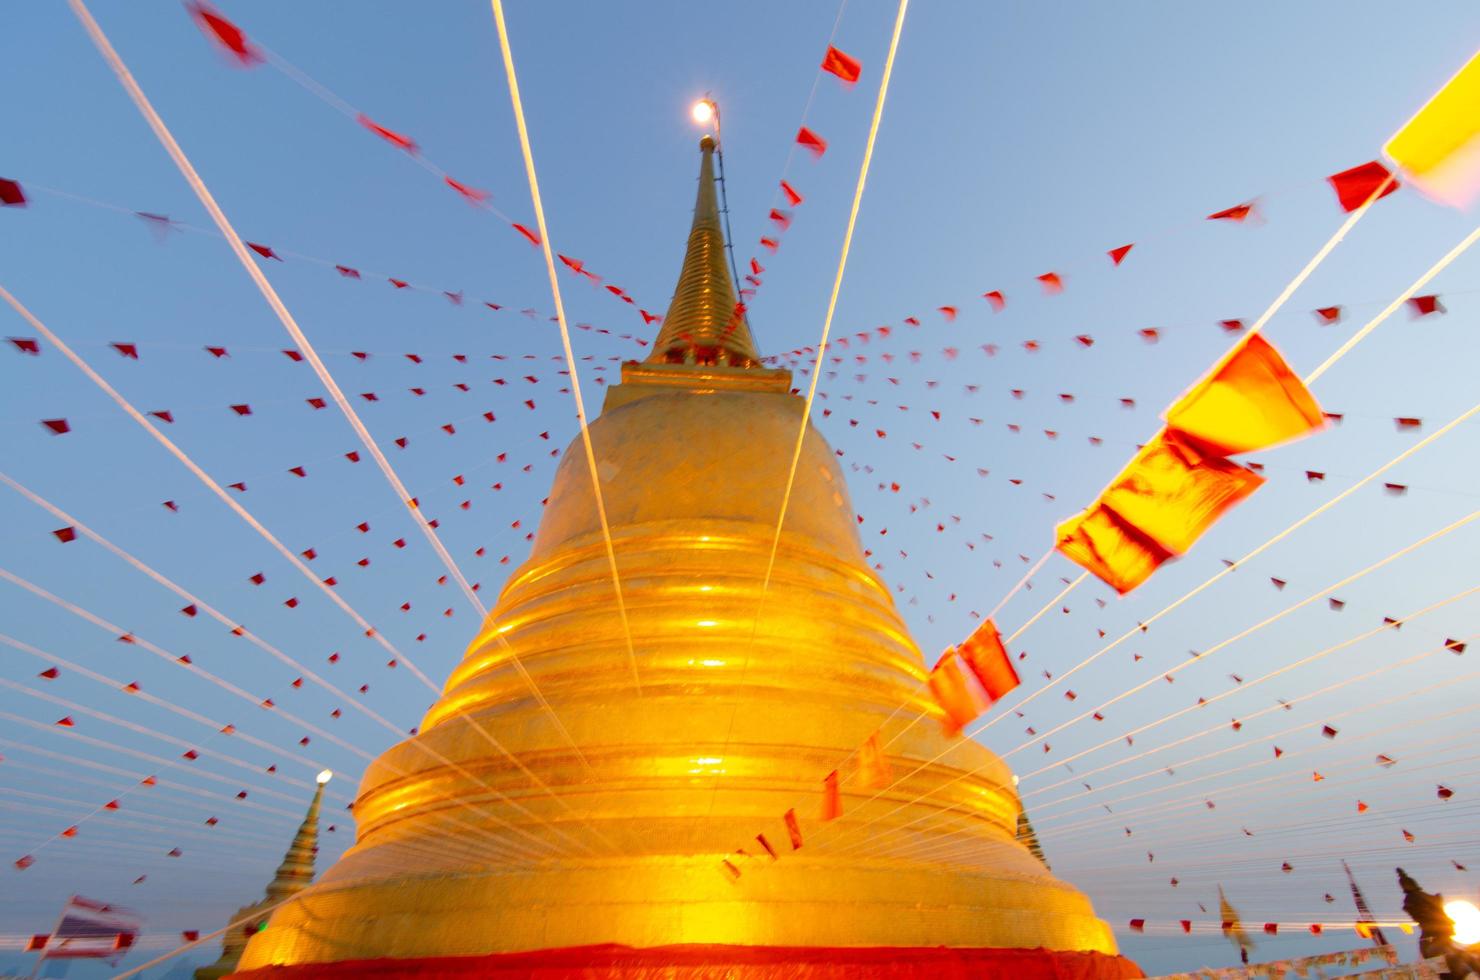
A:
[0,285,438,691]
[1034,698,1478,851]
[0,567,368,766]
[1305,224,1480,384]
[698,0,912,830]
[1024,622,1480,806]
[0,738,310,826]
[1018,591,1480,790]
[0,630,345,778]
[892,698,1478,872]
[3,279,598,802]
[855,683,1477,870]
[69,1,488,624]
[973,223,1480,736]
[0,568,585,865]
[754,0,911,656]
[487,0,641,695]
[0,472,619,858]
[973,177,1407,652]
[711,188,1475,868]
[1002,507,1480,761]
[881,631,1479,862]
[1038,739,1480,863]
[816,505,1480,856]
[1033,689,1478,839]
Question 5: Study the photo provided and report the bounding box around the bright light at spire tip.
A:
[691,99,715,125]
[317,769,333,784]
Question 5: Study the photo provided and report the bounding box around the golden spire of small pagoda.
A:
[645,135,763,369]
[194,771,329,980]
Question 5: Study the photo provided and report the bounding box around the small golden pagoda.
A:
[197,771,328,979]
[234,137,1136,978]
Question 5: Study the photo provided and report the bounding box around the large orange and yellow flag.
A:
[1164,333,1324,457]
[1057,433,1265,593]
[1385,50,1480,209]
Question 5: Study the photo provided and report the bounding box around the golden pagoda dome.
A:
[232,138,1137,979]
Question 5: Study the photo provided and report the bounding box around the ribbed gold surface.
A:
[236,378,1119,970]
[645,136,762,368]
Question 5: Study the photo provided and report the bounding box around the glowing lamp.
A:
[1447,899,1480,946]
[691,99,716,125]
[316,769,333,785]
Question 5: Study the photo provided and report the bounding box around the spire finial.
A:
[644,137,763,368]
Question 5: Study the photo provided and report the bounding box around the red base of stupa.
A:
[230,943,1144,979]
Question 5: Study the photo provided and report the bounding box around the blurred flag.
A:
[1384,51,1480,209]
[1164,333,1324,456]
[35,895,141,965]
[1057,434,1263,593]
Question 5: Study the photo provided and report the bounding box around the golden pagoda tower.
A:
[233,138,1138,978]
[197,770,330,979]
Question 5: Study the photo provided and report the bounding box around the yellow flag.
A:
[1164,333,1324,456]
[1385,50,1480,209]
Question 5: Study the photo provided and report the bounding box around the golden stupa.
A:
[234,137,1133,978]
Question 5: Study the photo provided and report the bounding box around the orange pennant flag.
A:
[927,648,990,736]
[955,619,1020,703]
[858,731,893,789]
[1057,434,1264,593]
[821,770,842,822]
[1164,333,1324,456]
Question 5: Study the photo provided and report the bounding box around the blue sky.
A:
[2,2,1479,975]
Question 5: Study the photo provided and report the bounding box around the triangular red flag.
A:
[356,114,418,154]
[1326,161,1399,213]
[796,127,827,158]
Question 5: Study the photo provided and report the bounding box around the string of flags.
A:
[721,616,1021,881]
[183,2,662,324]
[2,180,655,345]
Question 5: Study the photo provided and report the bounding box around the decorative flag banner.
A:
[1383,50,1480,209]
[1056,433,1264,593]
[34,895,141,965]
[954,618,1021,704]
[820,45,862,85]
[1163,333,1325,456]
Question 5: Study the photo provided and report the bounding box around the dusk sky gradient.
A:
[3,3,1479,975]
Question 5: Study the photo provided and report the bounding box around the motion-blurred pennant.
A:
[796,127,828,158]
[820,45,862,85]
[1164,333,1324,456]
[187,2,261,66]
[1326,161,1399,212]
[356,114,417,154]
[1383,51,1480,208]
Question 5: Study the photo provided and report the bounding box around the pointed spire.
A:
[266,777,325,902]
[645,135,763,368]
[195,776,327,980]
